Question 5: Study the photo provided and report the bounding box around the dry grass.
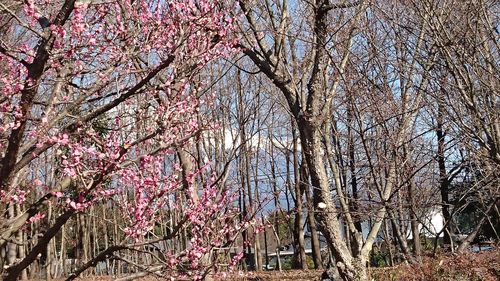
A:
[371,248,499,281]
[28,248,499,281]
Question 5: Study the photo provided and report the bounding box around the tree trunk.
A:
[383,221,394,267]
[16,202,28,280]
[292,122,307,270]
[269,126,283,271]
[347,100,363,235]
[6,205,17,268]
[253,120,263,272]
[303,170,323,269]
[388,211,415,264]
[436,97,452,248]
[46,203,53,280]
[297,116,368,280]
[407,180,422,261]
[4,211,74,281]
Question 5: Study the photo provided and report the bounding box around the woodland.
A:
[0,0,498,281]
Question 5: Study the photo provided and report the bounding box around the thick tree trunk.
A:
[239,1,371,279]
[297,117,368,281]
[323,119,364,257]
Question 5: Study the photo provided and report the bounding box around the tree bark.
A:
[388,211,415,264]
[292,122,307,270]
[297,117,368,280]
[437,96,453,248]
[303,167,323,269]
[5,205,17,268]
[407,180,422,260]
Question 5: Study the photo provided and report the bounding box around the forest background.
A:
[0,0,498,280]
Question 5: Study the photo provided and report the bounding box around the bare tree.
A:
[413,0,499,251]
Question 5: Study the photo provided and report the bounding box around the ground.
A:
[26,248,499,281]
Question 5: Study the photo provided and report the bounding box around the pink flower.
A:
[33,179,43,186]
[28,213,46,224]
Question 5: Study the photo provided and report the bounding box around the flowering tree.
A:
[0,0,244,280]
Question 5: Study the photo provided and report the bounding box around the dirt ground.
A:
[27,248,499,281]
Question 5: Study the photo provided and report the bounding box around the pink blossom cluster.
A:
[0,189,27,204]
[27,212,46,224]
[0,0,248,278]
[0,57,27,145]
[120,156,182,237]
[123,173,249,280]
